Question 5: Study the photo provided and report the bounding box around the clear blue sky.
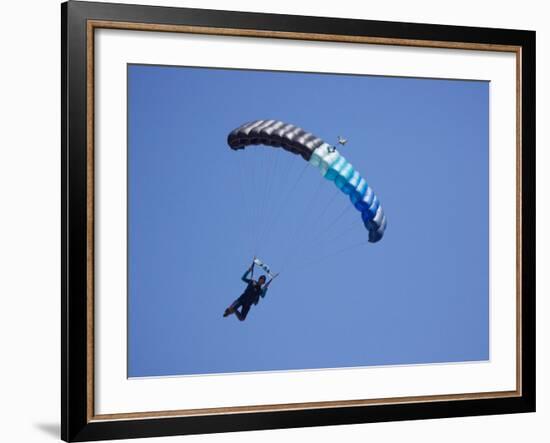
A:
[127,64,489,377]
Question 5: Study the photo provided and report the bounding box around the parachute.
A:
[227,120,386,243]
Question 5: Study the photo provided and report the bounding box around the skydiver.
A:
[337,135,348,146]
[223,261,277,321]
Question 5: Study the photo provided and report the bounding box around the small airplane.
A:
[337,135,348,146]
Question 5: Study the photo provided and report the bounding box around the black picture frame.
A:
[62,1,535,441]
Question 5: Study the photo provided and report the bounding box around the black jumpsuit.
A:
[228,268,268,321]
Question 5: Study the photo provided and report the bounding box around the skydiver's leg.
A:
[235,302,251,321]
[224,297,243,317]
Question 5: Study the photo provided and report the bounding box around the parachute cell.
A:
[227,120,387,243]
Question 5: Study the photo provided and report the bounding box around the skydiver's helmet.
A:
[258,275,266,285]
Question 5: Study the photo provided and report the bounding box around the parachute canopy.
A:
[228,120,386,243]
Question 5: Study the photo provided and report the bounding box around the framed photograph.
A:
[62,1,535,441]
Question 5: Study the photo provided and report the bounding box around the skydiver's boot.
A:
[223,307,233,318]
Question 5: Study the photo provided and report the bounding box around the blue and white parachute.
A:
[227,120,386,243]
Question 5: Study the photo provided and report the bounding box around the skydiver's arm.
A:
[260,274,277,298]
[241,266,253,283]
